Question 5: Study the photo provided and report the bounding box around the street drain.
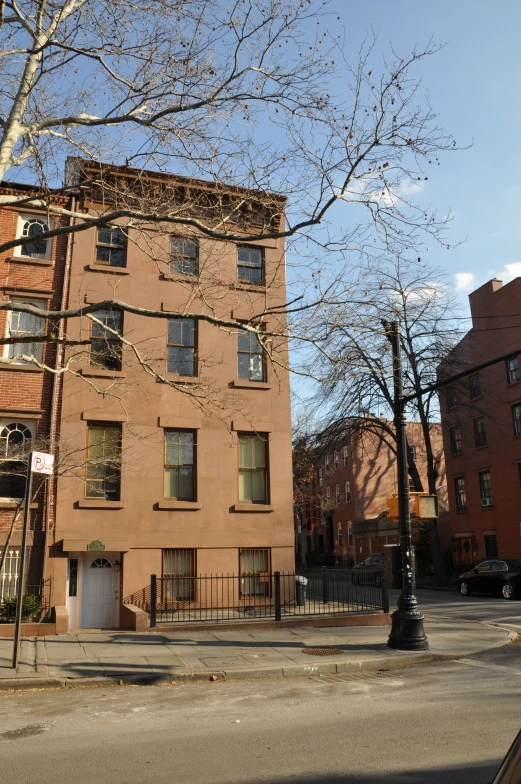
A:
[302,647,343,656]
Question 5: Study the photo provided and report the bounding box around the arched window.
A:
[90,558,112,569]
[0,423,32,499]
[20,217,51,259]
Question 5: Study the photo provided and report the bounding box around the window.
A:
[318,467,323,488]
[343,446,349,467]
[238,329,265,381]
[333,451,339,471]
[479,470,493,507]
[95,227,127,267]
[325,486,331,506]
[484,534,498,558]
[335,483,340,505]
[164,430,195,501]
[469,374,481,399]
[408,445,417,460]
[507,356,521,385]
[90,309,122,371]
[446,386,457,409]
[237,246,264,284]
[170,237,198,276]
[450,426,462,455]
[325,455,330,471]
[347,522,353,547]
[85,424,121,500]
[345,479,351,503]
[240,548,270,596]
[5,299,45,363]
[17,215,52,259]
[409,477,417,492]
[0,547,22,600]
[68,559,79,597]
[513,404,521,437]
[474,417,487,448]
[337,522,343,549]
[167,318,196,376]
[0,422,32,499]
[305,499,311,525]
[163,549,196,601]
[238,434,267,503]
[454,476,467,512]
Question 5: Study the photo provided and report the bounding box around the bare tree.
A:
[299,255,462,581]
[0,2,459,374]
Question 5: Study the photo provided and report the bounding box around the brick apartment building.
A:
[0,182,70,601]
[1,162,294,630]
[295,419,446,566]
[439,277,521,569]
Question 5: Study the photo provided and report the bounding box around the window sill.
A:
[8,255,53,267]
[86,264,130,276]
[76,499,124,509]
[475,444,488,450]
[231,282,266,293]
[159,374,200,384]
[0,501,38,510]
[80,368,126,379]
[231,379,271,390]
[233,503,274,513]
[159,272,199,283]
[0,363,44,373]
[481,505,494,511]
[451,451,463,456]
[156,500,201,511]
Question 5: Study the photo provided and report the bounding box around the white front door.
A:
[81,553,119,628]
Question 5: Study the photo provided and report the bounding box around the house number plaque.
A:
[87,540,105,551]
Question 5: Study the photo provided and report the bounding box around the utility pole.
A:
[383,321,428,651]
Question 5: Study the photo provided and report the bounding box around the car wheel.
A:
[459,580,472,596]
[502,582,516,600]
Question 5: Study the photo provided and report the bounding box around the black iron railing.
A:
[0,580,52,623]
[125,570,388,626]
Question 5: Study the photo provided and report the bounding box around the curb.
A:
[0,652,436,692]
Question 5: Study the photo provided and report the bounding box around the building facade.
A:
[295,419,446,567]
[439,277,521,569]
[0,182,70,602]
[1,163,294,630]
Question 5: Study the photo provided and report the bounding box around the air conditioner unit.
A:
[482,498,493,507]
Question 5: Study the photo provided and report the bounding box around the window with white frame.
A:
[317,467,323,487]
[337,522,343,548]
[347,521,353,547]
[5,299,45,363]
[344,479,351,503]
[335,483,340,505]
[0,422,34,499]
[17,214,53,259]
[333,451,339,471]
[479,470,493,507]
[343,445,349,467]
[240,548,270,596]
[326,486,331,505]
[408,445,417,460]
[324,454,330,471]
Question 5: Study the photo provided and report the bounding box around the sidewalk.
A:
[0,617,514,691]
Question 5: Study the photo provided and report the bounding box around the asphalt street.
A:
[0,590,520,784]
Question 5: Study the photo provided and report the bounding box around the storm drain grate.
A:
[302,647,344,656]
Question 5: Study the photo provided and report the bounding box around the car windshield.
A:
[364,555,382,565]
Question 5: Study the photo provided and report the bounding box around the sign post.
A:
[12,451,54,669]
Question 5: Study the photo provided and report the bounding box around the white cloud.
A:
[496,262,521,283]
[398,179,426,198]
[455,272,475,292]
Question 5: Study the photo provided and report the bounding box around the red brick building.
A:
[439,277,521,569]
[0,183,70,599]
[295,419,446,566]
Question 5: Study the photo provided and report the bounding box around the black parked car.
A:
[458,559,521,600]
[352,553,383,586]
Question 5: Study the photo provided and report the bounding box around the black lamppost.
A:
[383,320,428,651]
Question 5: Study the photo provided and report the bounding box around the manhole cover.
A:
[302,647,344,656]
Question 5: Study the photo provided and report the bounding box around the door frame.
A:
[80,551,121,629]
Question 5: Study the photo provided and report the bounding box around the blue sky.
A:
[327,0,521,312]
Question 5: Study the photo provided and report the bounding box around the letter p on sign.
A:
[31,452,54,475]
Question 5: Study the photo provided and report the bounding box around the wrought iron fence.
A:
[124,569,388,626]
[0,580,52,623]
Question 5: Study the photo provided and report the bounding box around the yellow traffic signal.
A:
[387,496,399,519]
[415,495,438,518]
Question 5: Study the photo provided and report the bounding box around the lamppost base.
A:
[387,608,428,651]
